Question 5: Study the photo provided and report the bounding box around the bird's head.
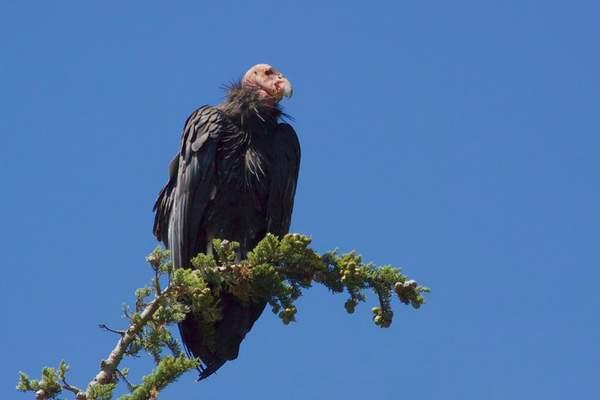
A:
[242,64,293,103]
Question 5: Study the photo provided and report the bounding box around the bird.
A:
[152,64,300,380]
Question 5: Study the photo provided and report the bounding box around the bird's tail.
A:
[197,359,226,381]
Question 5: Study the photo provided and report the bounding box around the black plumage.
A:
[153,79,300,379]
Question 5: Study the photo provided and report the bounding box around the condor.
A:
[153,64,300,379]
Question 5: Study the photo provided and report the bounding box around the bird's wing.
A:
[152,154,179,245]
[216,123,299,375]
[162,105,225,269]
[266,123,301,236]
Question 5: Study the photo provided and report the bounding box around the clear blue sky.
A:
[2,1,598,399]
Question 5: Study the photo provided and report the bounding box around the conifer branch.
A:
[17,233,429,400]
[86,285,176,397]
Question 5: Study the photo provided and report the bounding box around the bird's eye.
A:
[265,69,273,76]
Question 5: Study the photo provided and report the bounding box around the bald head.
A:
[242,64,293,103]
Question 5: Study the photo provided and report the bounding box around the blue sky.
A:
[2,1,599,399]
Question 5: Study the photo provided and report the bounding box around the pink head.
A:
[242,64,293,103]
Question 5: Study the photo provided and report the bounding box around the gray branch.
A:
[77,285,175,399]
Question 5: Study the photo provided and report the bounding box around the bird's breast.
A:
[204,139,271,251]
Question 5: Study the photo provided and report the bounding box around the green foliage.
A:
[39,368,61,396]
[119,356,198,400]
[145,247,172,274]
[16,372,39,392]
[211,239,240,263]
[17,233,428,400]
[243,233,429,327]
[17,366,62,399]
[88,383,116,400]
[57,361,69,382]
[132,324,180,363]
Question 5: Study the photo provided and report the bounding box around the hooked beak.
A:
[282,79,293,98]
[275,74,294,100]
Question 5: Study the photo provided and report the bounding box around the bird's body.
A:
[153,65,300,379]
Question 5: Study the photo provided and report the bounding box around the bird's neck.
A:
[218,83,282,131]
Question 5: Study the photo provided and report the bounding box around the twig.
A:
[115,369,136,393]
[61,376,83,396]
[80,285,175,399]
[154,268,162,296]
[98,324,126,336]
[122,305,133,320]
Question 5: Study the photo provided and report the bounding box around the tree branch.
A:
[82,285,175,399]
[17,234,429,400]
